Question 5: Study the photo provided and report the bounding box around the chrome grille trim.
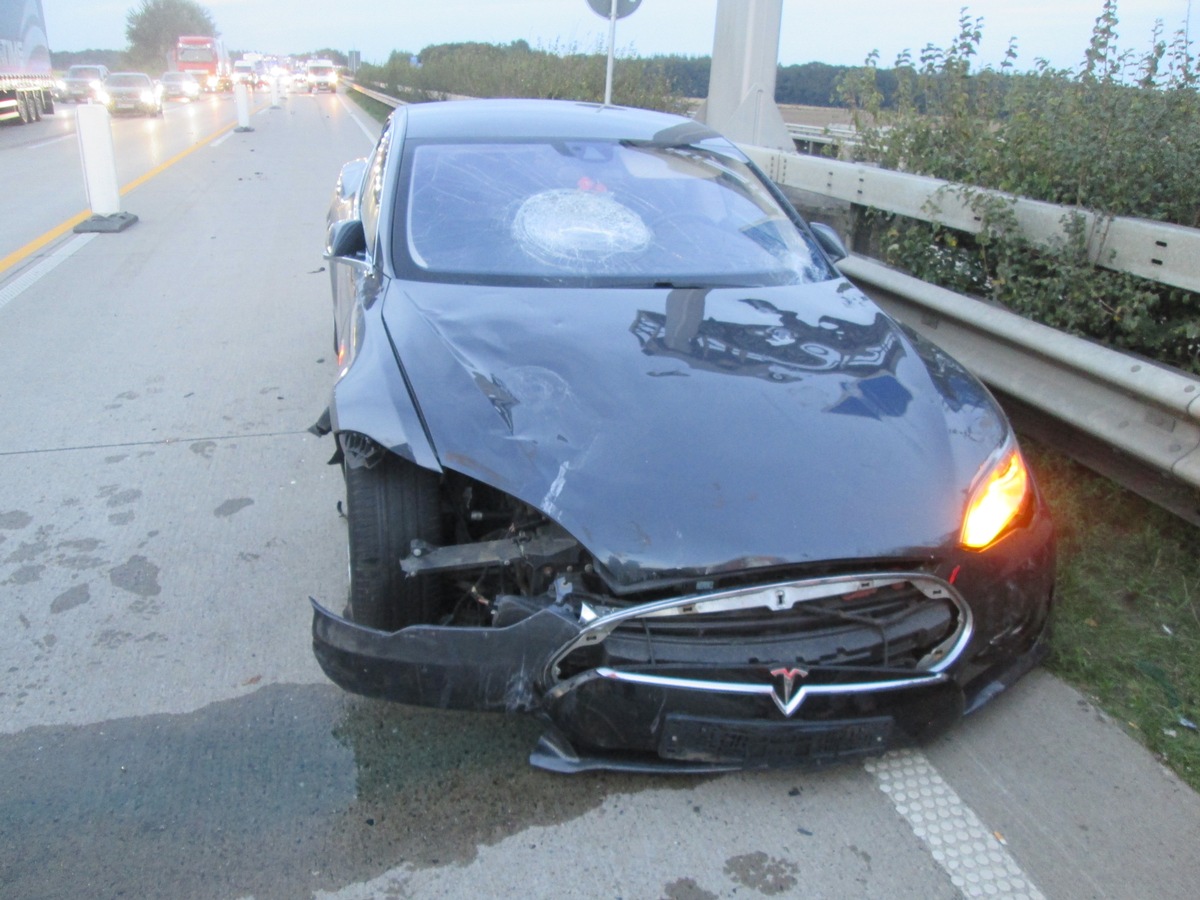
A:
[546,666,948,717]
[545,571,972,688]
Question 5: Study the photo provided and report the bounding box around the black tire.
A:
[344,453,443,631]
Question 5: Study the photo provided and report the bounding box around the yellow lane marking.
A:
[0,111,253,277]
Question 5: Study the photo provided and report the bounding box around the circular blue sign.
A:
[586,0,643,19]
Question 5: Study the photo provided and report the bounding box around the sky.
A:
[44,0,1196,73]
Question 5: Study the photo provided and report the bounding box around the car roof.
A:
[399,99,723,145]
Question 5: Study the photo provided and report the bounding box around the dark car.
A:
[311,99,1055,773]
[159,71,201,100]
[62,64,108,103]
[102,72,163,117]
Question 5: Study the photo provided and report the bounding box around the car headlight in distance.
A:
[961,443,1031,550]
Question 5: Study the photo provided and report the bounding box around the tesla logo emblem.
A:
[770,666,810,714]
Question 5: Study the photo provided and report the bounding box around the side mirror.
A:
[810,222,849,263]
[326,219,367,260]
[336,158,368,206]
[327,157,369,229]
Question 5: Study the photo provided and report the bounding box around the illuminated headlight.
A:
[185,83,199,96]
[89,78,102,91]
[330,72,339,84]
[960,443,1031,550]
[207,75,218,89]
[140,90,155,104]
[95,90,110,105]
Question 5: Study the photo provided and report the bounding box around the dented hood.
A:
[383,278,1007,585]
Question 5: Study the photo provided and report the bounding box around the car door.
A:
[329,119,393,371]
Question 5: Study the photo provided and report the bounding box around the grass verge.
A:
[1026,440,1200,791]
[344,88,396,123]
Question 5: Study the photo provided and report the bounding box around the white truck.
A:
[1,0,56,124]
[305,58,338,93]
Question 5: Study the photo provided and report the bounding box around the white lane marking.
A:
[210,131,233,149]
[27,133,74,150]
[867,749,1045,899]
[336,94,379,145]
[0,233,97,313]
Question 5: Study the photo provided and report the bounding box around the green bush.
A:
[356,41,685,114]
[837,2,1200,374]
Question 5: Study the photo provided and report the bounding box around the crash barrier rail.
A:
[747,149,1200,295]
[350,81,476,105]
[746,145,1200,525]
[349,82,406,109]
[785,122,860,153]
[345,82,1200,524]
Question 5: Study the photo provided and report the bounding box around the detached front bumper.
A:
[312,570,1043,773]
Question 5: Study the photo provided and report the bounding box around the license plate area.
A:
[659,714,893,766]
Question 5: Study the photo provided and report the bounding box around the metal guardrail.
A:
[744,142,1200,524]
[749,149,1200,294]
[342,84,1200,524]
[840,256,1200,525]
[349,82,404,108]
[785,122,860,150]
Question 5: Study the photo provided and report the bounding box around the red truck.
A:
[175,34,229,92]
[0,0,56,124]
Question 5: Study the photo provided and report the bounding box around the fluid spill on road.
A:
[0,684,702,899]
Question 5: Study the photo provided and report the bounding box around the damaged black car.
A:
[310,99,1054,773]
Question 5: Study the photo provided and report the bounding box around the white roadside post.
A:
[234,82,253,132]
[73,103,137,233]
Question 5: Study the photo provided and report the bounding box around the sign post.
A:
[585,0,643,106]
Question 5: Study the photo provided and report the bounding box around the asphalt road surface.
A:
[1,91,1198,900]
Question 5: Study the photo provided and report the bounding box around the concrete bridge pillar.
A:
[697,0,792,150]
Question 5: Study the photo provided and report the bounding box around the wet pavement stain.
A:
[0,510,33,529]
[723,851,800,895]
[662,877,721,900]
[58,538,102,553]
[4,534,49,565]
[4,564,43,585]
[104,488,142,508]
[0,684,703,900]
[50,582,92,614]
[109,555,162,597]
[55,552,106,571]
[190,440,217,459]
[214,498,254,518]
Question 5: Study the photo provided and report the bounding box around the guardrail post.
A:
[73,104,137,234]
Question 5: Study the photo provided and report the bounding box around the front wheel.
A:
[344,453,444,631]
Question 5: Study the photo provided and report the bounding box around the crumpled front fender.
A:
[310,599,581,712]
